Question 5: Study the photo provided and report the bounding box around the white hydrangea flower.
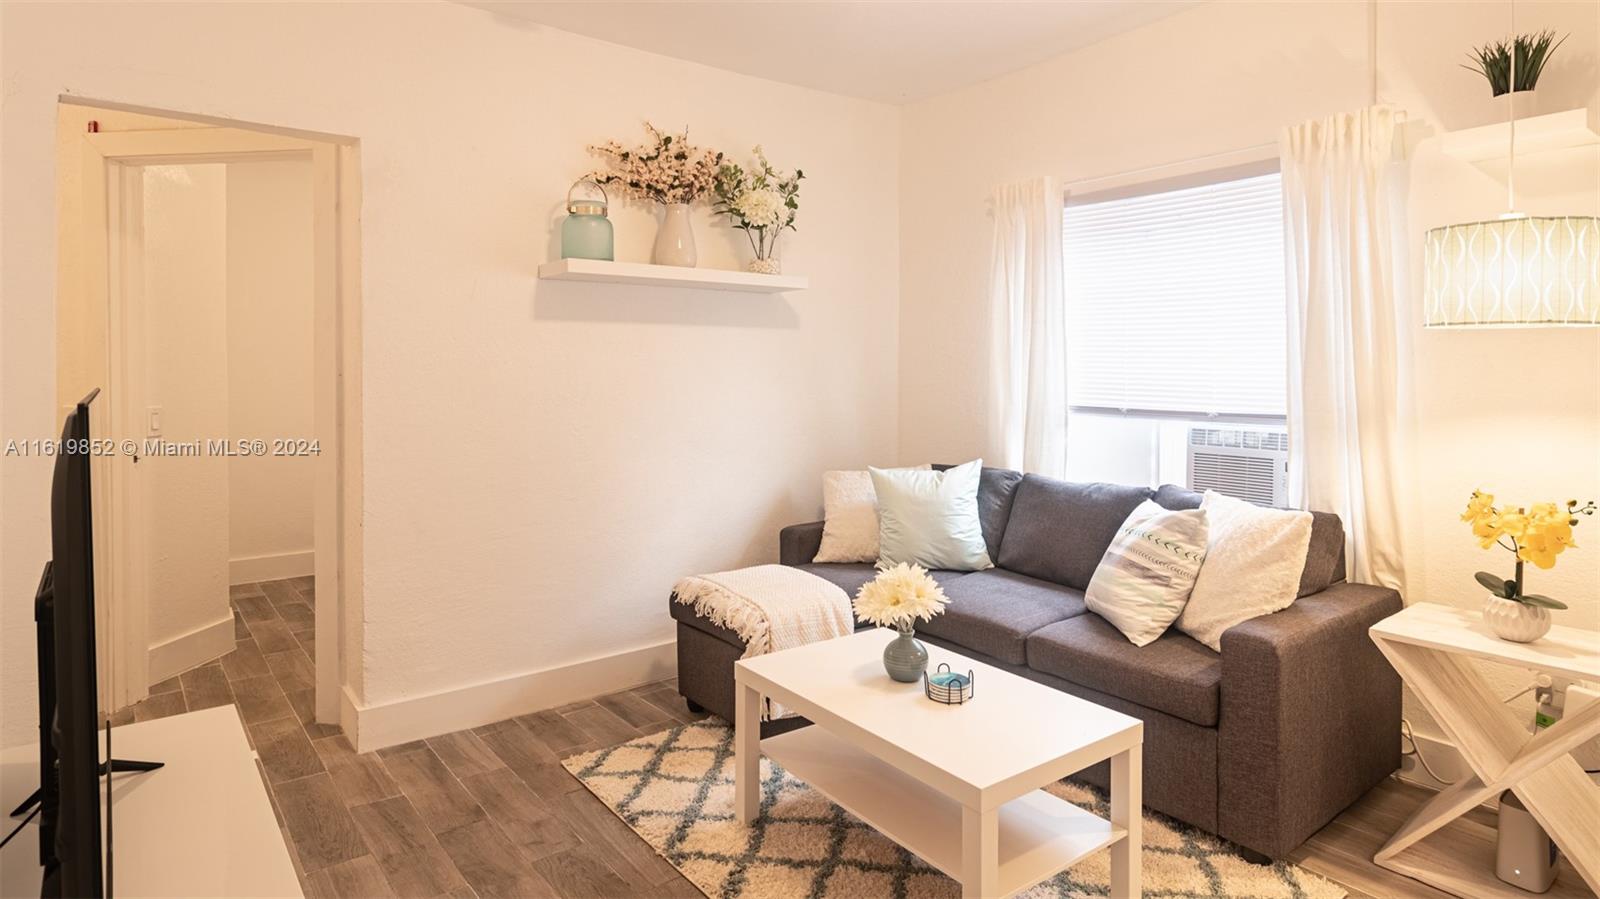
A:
[733,187,786,229]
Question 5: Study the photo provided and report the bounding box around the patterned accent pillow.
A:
[1085,500,1209,646]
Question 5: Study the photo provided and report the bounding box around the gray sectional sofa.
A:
[669,468,1402,860]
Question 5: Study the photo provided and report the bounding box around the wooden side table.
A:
[1368,603,1600,898]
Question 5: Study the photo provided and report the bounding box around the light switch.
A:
[147,406,162,436]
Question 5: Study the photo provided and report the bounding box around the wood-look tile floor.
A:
[117,580,1493,898]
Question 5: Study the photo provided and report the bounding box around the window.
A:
[1063,171,1286,420]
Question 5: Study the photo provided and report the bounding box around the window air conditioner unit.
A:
[1186,427,1289,508]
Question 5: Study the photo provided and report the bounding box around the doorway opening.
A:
[56,99,362,731]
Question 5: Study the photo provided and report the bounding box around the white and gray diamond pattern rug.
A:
[563,720,1345,898]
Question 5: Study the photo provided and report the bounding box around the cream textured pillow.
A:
[814,465,929,563]
[1085,500,1209,647]
[1177,491,1313,652]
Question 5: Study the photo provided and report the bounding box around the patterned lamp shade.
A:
[1422,215,1600,327]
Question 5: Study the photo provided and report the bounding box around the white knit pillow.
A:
[1177,491,1313,652]
[814,465,929,563]
[1085,500,1209,647]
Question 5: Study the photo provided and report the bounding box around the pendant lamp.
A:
[1422,2,1599,327]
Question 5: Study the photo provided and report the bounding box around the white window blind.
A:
[1063,172,1287,418]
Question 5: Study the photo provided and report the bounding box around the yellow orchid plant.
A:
[1461,490,1596,610]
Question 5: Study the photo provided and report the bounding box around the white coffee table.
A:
[734,628,1144,898]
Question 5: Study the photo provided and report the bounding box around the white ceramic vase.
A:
[653,202,697,267]
[1482,594,1551,643]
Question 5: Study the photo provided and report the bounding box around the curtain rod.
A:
[1061,141,1278,192]
[1060,102,1410,195]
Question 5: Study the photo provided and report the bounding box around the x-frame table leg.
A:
[1372,638,1600,894]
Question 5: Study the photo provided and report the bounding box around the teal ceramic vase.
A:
[882,625,928,682]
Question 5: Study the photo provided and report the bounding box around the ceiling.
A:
[457,1,1199,104]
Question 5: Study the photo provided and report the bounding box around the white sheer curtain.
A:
[987,177,1068,478]
[1281,106,1411,590]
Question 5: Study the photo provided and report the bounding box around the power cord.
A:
[1401,681,1540,784]
[1402,681,1600,782]
[1400,718,1458,785]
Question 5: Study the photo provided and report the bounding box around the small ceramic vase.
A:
[1483,595,1551,643]
[882,625,929,683]
[653,202,697,267]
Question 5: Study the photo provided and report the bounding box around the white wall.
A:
[1,1,900,746]
[897,0,1600,740]
[6,0,1591,753]
[140,164,234,653]
[226,160,316,581]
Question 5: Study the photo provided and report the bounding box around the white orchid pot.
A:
[653,203,697,267]
[1482,595,1551,643]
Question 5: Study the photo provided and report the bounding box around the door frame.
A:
[81,126,359,723]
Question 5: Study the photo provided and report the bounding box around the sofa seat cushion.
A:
[1026,613,1221,727]
[916,569,1086,665]
[792,562,970,600]
[792,562,879,598]
[671,564,976,647]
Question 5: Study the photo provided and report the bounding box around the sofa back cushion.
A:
[996,476,1155,590]
[933,465,1024,564]
[1153,483,1347,596]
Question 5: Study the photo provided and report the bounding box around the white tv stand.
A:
[0,705,300,897]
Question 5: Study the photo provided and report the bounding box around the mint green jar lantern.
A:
[561,179,614,261]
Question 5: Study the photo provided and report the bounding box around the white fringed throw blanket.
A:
[672,565,853,717]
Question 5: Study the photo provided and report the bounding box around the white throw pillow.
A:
[1177,491,1313,652]
[1085,500,1209,647]
[870,460,994,571]
[814,466,930,563]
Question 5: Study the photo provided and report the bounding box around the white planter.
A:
[1506,88,1538,121]
[1482,595,1551,643]
[653,202,697,267]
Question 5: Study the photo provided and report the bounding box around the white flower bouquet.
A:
[712,146,803,272]
[590,123,723,205]
[853,562,950,632]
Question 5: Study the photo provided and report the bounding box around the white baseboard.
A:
[148,614,235,684]
[346,639,678,753]
[340,683,362,749]
[1398,729,1472,790]
[230,550,314,586]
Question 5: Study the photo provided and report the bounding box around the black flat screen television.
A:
[16,390,162,898]
[37,389,104,898]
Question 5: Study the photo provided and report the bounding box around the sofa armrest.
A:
[1217,582,1403,857]
[779,521,825,566]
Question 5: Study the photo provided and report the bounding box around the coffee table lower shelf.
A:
[763,726,1124,896]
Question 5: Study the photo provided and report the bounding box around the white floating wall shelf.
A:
[538,258,807,293]
[1438,107,1600,162]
